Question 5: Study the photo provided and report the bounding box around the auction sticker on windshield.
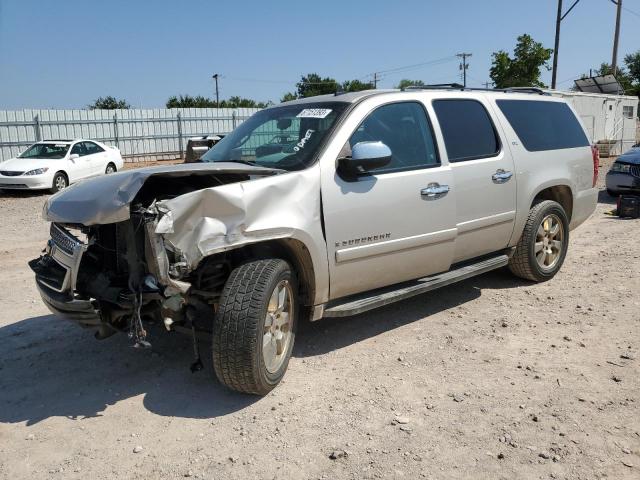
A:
[296,109,332,119]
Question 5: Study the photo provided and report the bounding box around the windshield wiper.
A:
[212,158,288,173]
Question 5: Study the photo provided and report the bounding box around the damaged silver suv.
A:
[30,88,598,394]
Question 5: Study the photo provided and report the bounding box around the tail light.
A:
[591,145,600,188]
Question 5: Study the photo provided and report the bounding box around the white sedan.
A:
[0,139,124,193]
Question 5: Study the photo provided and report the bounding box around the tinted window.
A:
[85,142,104,154]
[497,100,589,151]
[432,99,500,162]
[70,143,88,156]
[348,102,439,173]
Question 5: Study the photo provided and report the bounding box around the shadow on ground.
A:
[0,269,527,425]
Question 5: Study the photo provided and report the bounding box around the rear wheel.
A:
[212,259,297,395]
[606,188,618,197]
[105,163,116,174]
[508,200,569,282]
[50,172,68,193]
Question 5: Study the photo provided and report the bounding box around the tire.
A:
[50,172,68,193]
[105,163,117,174]
[212,259,298,395]
[508,200,569,282]
[606,189,618,198]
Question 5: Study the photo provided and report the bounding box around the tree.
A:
[166,95,270,108]
[396,79,425,89]
[89,96,130,109]
[623,51,640,97]
[280,92,298,102]
[341,79,375,92]
[490,34,553,88]
[296,73,339,98]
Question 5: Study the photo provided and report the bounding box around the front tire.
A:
[212,259,298,395]
[50,172,68,193]
[508,200,569,282]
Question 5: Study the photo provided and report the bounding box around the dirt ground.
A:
[0,158,638,480]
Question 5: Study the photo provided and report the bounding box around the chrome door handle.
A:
[421,183,449,200]
[492,169,513,183]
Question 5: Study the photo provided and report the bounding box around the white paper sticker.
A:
[296,108,332,119]
[54,144,67,148]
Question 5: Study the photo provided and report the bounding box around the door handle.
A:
[492,169,513,183]
[421,183,449,200]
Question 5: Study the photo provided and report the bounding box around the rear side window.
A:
[432,99,500,162]
[497,100,589,151]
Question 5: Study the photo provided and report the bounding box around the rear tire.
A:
[105,163,116,174]
[50,172,68,193]
[212,259,298,395]
[508,200,569,282]
[606,188,618,197]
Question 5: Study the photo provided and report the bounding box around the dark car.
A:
[606,145,640,196]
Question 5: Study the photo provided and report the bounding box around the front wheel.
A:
[508,200,569,282]
[212,259,297,395]
[50,172,68,193]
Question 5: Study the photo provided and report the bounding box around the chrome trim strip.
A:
[456,210,516,234]
[335,228,457,263]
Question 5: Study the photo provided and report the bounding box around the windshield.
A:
[201,102,349,170]
[19,143,70,160]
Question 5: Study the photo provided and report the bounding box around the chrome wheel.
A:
[535,214,564,271]
[54,175,67,191]
[105,164,116,174]
[263,280,293,374]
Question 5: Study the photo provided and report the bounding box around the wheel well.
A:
[106,162,117,171]
[532,185,573,221]
[191,239,316,307]
[54,171,68,182]
[238,239,316,307]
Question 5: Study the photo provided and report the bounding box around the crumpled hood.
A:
[43,162,280,225]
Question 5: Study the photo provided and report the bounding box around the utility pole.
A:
[373,72,378,89]
[551,0,582,89]
[611,0,622,72]
[456,53,472,87]
[212,74,220,107]
[482,81,494,90]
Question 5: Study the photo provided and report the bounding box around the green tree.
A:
[89,96,130,109]
[280,92,298,102]
[296,73,339,98]
[623,51,640,97]
[396,79,425,89]
[166,95,270,108]
[490,34,553,88]
[341,79,375,92]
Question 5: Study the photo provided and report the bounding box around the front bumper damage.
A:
[29,224,100,325]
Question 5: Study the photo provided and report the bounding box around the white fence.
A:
[0,108,261,162]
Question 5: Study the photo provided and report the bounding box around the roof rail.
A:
[401,84,549,95]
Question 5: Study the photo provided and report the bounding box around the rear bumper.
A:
[570,187,598,230]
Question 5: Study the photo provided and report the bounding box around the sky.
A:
[0,0,638,109]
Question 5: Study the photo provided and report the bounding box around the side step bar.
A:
[323,254,509,318]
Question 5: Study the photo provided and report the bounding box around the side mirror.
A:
[337,141,392,179]
[69,153,79,160]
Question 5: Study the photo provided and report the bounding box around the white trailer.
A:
[546,89,638,156]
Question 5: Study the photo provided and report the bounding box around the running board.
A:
[323,254,509,318]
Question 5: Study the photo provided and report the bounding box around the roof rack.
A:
[401,84,548,95]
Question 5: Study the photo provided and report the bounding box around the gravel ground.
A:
[0,158,638,480]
